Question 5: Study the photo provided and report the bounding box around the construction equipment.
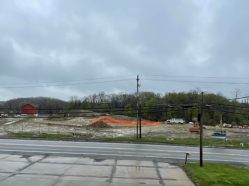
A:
[215,115,223,129]
[189,124,206,132]
[189,124,200,132]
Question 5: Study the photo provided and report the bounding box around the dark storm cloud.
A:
[0,0,248,100]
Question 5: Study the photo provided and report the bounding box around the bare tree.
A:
[231,88,241,99]
[245,94,249,105]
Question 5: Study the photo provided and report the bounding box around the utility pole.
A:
[139,103,142,138]
[200,92,204,167]
[136,75,139,139]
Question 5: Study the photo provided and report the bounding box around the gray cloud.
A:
[0,0,249,101]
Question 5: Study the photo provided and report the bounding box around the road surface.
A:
[0,139,248,163]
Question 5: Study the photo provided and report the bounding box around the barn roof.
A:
[21,103,38,108]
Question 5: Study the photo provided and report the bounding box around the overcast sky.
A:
[0,0,249,101]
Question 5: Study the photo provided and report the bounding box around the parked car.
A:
[189,122,194,124]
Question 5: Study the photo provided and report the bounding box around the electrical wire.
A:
[0,75,134,85]
[0,79,134,89]
[0,102,199,111]
[0,75,135,86]
[143,75,249,80]
[143,79,249,85]
[2,107,200,116]
[228,96,249,100]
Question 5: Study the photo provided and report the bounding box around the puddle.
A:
[93,159,105,162]
[20,155,32,158]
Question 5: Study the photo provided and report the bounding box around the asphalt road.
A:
[0,139,248,163]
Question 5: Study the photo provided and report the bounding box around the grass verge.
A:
[9,133,73,138]
[102,137,249,147]
[39,134,73,138]
[183,163,249,186]
[10,132,33,137]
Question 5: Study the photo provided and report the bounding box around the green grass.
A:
[10,133,73,138]
[10,132,33,137]
[102,137,249,147]
[183,163,249,186]
[39,134,73,138]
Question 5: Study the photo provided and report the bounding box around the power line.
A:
[2,107,200,116]
[0,103,202,110]
[143,75,249,80]
[207,102,249,110]
[0,75,135,86]
[228,96,249,100]
[143,79,249,85]
[0,79,134,89]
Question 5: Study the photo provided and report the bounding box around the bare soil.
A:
[0,113,248,142]
[87,121,112,128]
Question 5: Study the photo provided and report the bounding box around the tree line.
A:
[68,88,249,125]
[2,88,249,125]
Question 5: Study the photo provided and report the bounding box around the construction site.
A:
[0,109,249,143]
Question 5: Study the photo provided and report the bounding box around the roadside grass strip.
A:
[38,134,73,138]
[10,132,33,137]
[9,133,73,138]
[102,137,249,147]
[183,163,249,186]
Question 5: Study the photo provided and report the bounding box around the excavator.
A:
[190,115,222,132]
[189,124,201,132]
[189,124,207,132]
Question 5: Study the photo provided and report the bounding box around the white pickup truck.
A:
[223,123,232,128]
[166,118,185,124]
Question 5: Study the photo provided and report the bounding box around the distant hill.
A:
[3,97,68,110]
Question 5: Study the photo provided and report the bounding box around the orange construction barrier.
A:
[91,116,159,125]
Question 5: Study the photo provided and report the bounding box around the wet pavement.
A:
[0,139,249,164]
[0,154,194,186]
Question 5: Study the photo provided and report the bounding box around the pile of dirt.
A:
[87,121,112,128]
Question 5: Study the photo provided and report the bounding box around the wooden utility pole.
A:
[200,92,204,167]
[136,75,139,139]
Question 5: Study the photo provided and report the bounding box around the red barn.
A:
[21,104,38,115]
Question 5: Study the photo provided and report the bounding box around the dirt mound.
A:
[87,121,112,128]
